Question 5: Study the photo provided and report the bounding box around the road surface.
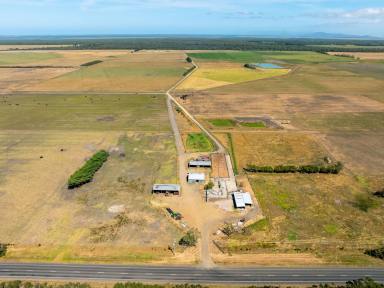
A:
[0,263,383,284]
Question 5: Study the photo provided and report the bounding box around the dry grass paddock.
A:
[180,93,384,119]
[0,93,181,263]
[328,51,384,60]
[27,51,191,92]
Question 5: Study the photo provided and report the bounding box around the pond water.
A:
[254,63,283,69]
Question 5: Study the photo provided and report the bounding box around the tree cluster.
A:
[365,247,384,260]
[244,162,343,174]
[373,189,384,198]
[68,150,109,189]
[179,230,198,247]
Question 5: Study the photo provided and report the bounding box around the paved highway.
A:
[0,263,384,284]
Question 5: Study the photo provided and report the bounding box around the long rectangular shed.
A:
[152,184,181,195]
[188,160,212,168]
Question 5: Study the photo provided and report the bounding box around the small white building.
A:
[187,173,205,184]
[152,184,181,195]
[232,192,253,209]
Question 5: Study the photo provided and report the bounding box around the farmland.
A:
[184,50,384,265]
[29,52,192,92]
[0,92,181,263]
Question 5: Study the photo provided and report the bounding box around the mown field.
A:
[29,52,192,92]
[0,93,180,263]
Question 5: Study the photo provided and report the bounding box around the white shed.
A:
[187,173,205,183]
[232,192,246,209]
[243,192,253,206]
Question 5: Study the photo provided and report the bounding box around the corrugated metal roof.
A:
[189,160,212,166]
[152,184,181,191]
[243,192,253,205]
[187,173,205,181]
[233,192,245,208]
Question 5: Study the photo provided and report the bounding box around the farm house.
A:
[152,184,181,195]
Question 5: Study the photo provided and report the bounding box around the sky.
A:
[0,0,383,37]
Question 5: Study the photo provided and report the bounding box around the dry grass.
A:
[28,51,191,92]
[328,52,384,60]
[181,93,384,119]
[215,132,329,171]
[178,61,290,91]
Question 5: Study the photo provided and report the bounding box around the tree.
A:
[179,230,198,247]
[204,181,214,190]
[186,56,192,63]
[0,244,7,257]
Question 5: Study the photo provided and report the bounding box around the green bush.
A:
[204,181,214,190]
[0,244,7,257]
[186,56,192,63]
[68,150,109,189]
[365,247,384,260]
[244,162,343,175]
[373,189,384,198]
[179,230,198,247]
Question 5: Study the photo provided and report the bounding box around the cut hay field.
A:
[0,93,181,263]
[177,61,290,90]
[0,51,62,65]
[28,52,192,92]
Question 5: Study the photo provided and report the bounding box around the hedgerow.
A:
[80,60,103,66]
[244,162,343,174]
[0,244,7,257]
[68,150,109,189]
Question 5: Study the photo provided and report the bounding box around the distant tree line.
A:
[2,37,384,52]
[244,162,343,174]
[68,150,109,189]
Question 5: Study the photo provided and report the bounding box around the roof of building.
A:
[232,192,246,208]
[243,192,253,205]
[152,184,181,191]
[189,160,212,166]
[187,173,205,181]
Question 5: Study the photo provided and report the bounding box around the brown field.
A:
[27,51,191,92]
[0,67,76,93]
[215,132,329,171]
[328,51,384,60]
[180,93,384,118]
[211,153,229,178]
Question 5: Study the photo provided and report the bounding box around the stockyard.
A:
[0,48,383,268]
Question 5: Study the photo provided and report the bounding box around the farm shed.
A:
[232,192,246,209]
[187,173,205,184]
[188,160,212,168]
[152,184,181,195]
[243,192,253,206]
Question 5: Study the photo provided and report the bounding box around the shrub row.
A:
[365,246,384,260]
[244,162,343,174]
[80,60,103,67]
[68,150,109,189]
